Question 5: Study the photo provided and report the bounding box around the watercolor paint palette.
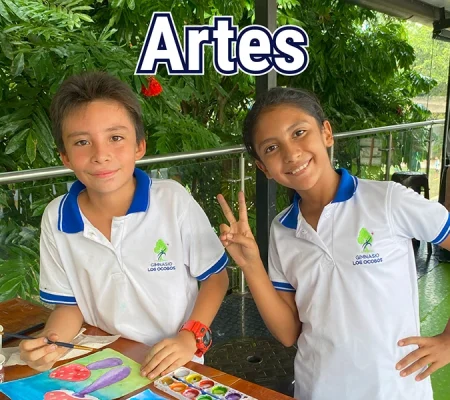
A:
[154,367,257,400]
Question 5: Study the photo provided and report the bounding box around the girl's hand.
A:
[217,191,261,271]
[396,332,450,380]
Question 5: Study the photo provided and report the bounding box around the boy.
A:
[19,72,229,380]
[218,87,450,400]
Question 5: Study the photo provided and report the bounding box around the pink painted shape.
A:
[49,364,91,382]
[44,389,99,400]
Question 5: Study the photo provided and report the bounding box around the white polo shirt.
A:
[270,169,450,400]
[39,168,228,346]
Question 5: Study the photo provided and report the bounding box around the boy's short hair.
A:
[50,71,145,153]
[243,87,326,161]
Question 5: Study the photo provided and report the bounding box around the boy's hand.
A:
[217,191,261,271]
[19,332,66,371]
[396,332,450,380]
[140,330,197,380]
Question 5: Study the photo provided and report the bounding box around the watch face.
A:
[202,330,212,347]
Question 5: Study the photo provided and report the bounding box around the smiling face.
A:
[253,104,334,193]
[60,99,146,198]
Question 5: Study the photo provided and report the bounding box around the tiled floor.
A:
[206,292,295,396]
[206,242,449,399]
[416,241,441,278]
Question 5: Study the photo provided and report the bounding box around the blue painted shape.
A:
[128,388,167,399]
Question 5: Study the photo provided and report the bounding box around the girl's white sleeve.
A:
[388,182,450,244]
[268,223,295,292]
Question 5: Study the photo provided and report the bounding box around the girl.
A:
[218,87,450,400]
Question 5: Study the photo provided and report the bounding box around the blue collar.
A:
[279,169,358,230]
[57,168,151,233]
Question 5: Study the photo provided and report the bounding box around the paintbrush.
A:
[1,322,45,345]
[1,332,97,352]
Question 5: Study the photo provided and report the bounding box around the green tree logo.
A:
[154,239,168,261]
[357,228,373,252]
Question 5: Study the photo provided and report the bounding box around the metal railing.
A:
[0,145,246,185]
[0,119,445,295]
[0,119,444,185]
[332,119,445,180]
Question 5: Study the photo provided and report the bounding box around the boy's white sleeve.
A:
[389,182,450,244]
[39,208,77,305]
[269,224,295,292]
[181,197,228,281]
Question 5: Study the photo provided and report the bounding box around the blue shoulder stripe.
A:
[432,213,450,244]
[272,281,295,292]
[196,252,229,281]
[40,290,77,305]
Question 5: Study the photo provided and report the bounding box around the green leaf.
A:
[127,0,135,10]
[2,0,27,20]
[4,129,29,154]
[0,275,22,294]
[0,0,11,23]
[28,51,44,81]
[58,0,83,6]
[26,131,37,163]
[34,107,52,139]
[71,6,92,11]
[99,27,118,41]
[16,244,39,259]
[11,52,24,77]
[2,120,30,138]
[32,107,57,162]
[31,202,48,217]
[50,46,69,58]
[111,0,125,7]
[0,33,13,59]
[0,109,30,125]
[0,191,9,207]
[36,133,56,163]
[77,13,94,23]
[3,25,22,33]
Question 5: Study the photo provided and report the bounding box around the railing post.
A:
[441,55,450,176]
[238,153,248,294]
[426,125,433,179]
[385,132,393,181]
[255,0,278,270]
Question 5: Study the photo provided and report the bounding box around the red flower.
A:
[141,76,163,97]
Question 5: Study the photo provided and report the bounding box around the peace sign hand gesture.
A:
[217,191,261,271]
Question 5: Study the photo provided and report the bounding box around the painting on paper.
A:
[0,348,150,400]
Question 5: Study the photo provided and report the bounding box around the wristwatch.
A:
[179,320,212,357]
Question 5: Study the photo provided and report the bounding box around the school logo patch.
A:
[357,227,373,253]
[154,238,168,261]
[148,238,176,272]
[352,228,383,266]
